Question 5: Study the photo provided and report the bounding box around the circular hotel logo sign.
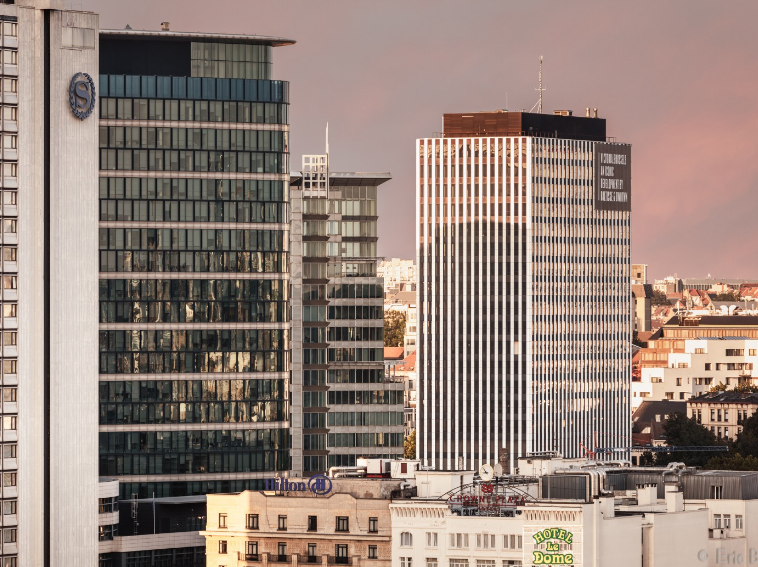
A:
[308,474,333,495]
[69,72,96,120]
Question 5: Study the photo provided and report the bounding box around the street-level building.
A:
[202,478,411,567]
[289,154,403,476]
[687,391,758,441]
[1,1,101,565]
[417,110,632,470]
[97,27,295,498]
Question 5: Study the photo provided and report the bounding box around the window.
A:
[278,515,287,530]
[308,543,317,558]
[3,416,16,431]
[308,515,318,531]
[400,559,412,567]
[705,363,712,370]
[736,515,743,530]
[477,561,496,567]
[724,410,729,421]
[502,562,522,567]
[750,350,757,356]
[711,486,724,500]
[427,560,438,567]
[476,534,495,549]
[218,540,227,554]
[3,501,16,515]
[245,541,258,559]
[714,514,722,528]
[247,513,259,530]
[3,473,16,487]
[676,378,682,386]
[335,544,348,564]
[218,513,227,528]
[711,409,716,421]
[4,558,18,567]
[3,529,16,543]
[3,444,17,458]
[449,533,468,549]
[369,516,378,533]
[400,532,413,547]
[449,560,469,567]
[723,514,731,529]
[503,535,522,550]
[336,516,349,532]
[426,532,438,547]
[278,542,287,560]
[368,546,378,560]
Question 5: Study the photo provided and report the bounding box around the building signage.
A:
[532,527,574,565]
[593,142,631,211]
[264,474,333,495]
[69,72,96,120]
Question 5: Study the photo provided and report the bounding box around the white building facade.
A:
[7,1,101,566]
[633,338,758,410]
[417,112,631,470]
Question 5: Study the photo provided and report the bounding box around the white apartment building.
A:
[2,2,101,566]
[633,338,758,410]
[378,258,417,292]
[417,111,631,470]
[393,458,758,567]
[404,304,417,357]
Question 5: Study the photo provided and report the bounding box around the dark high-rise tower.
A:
[97,28,294,498]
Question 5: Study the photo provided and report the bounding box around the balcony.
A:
[271,555,291,564]
[327,556,352,566]
[306,556,319,564]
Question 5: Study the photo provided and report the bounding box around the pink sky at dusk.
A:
[85,0,758,282]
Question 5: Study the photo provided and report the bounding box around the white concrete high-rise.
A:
[417,110,632,471]
[1,1,100,566]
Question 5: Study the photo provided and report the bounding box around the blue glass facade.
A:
[98,32,292,498]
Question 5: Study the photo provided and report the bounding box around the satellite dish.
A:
[479,463,494,482]
[494,463,504,477]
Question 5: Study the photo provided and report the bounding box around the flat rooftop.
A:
[100,29,295,47]
[437,110,608,141]
[290,172,392,187]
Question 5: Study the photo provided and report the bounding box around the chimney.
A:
[161,22,170,31]
[586,108,590,117]
[665,482,684,513]
[636,484,657,507]
[593,108,598,118]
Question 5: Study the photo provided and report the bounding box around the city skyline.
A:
[84,0,758,281]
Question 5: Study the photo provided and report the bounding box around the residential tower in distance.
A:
[417,109,632,470]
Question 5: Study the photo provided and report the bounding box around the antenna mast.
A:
[530,56,545,114]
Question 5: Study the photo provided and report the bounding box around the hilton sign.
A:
[264,475,333,495]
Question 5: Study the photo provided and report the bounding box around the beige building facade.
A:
[687,391,758,441]
[203,479,406,567]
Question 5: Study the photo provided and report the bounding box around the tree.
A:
[705,453,758,471]
[733,383,758,393]
[651,289,669,306]
[731,409,758,458]
[709,383,728,393]
[404,429,416,459]
[656,412,723,467]
[714,290,740,302]
[384,311,406,347]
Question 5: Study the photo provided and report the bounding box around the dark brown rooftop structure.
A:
[440,110,608,141]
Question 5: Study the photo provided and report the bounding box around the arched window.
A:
[400,532,413,547]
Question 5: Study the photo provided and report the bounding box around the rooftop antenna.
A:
[530,56,545,113]
[325,122,329,156]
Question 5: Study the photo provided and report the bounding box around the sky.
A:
[83,0,758,281]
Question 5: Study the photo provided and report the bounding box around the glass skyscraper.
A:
[289,153,404,476]
[97,29,294,498]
